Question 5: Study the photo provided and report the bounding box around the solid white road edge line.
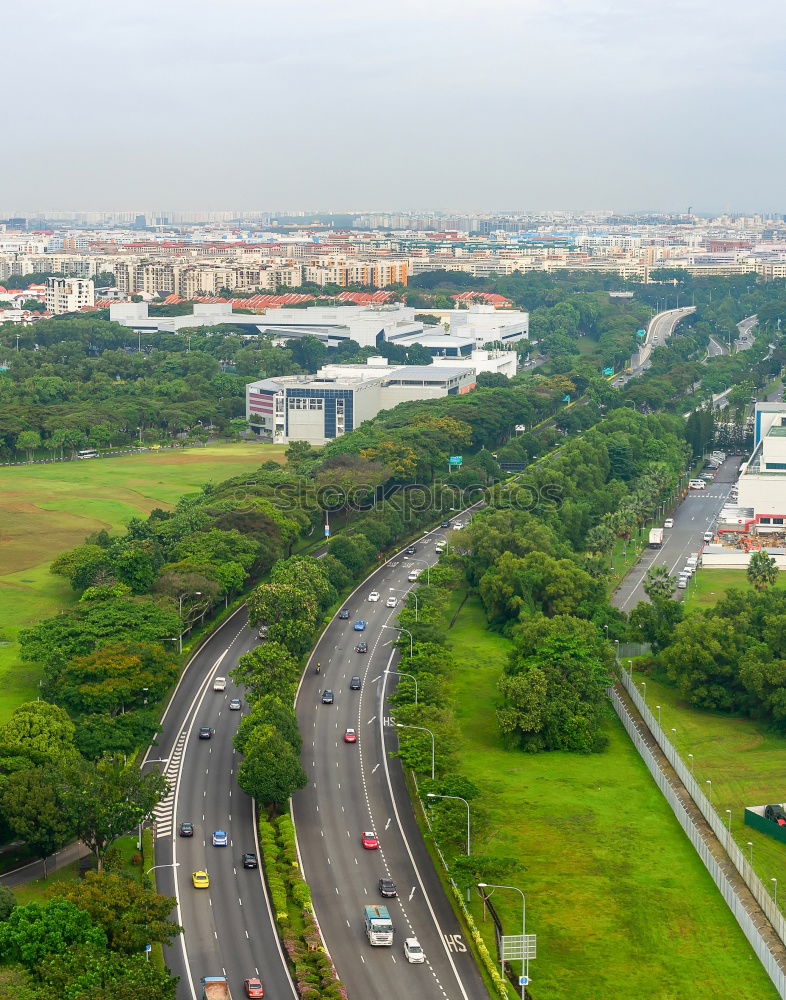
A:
[171,650,229,1000]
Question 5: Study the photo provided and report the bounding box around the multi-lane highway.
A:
[292,522,489,1000]
[612,457,740,611]
[613,306,695,385]
[144,608,296,1000]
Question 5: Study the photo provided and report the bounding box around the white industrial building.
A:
[246,358,476,445]
[108,301,528,357]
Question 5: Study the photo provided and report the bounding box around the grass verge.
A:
[442,594,778,1000]
[685,568,786,610]
[628,671,786,913]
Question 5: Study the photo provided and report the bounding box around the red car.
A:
[244,978,264,998]
[344,728,357,743]
[361,830,379,850]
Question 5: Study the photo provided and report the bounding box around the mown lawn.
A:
[685,568,786,610]
[631,673,786,907]
[444,595,777,1000]
[0,442,282,722]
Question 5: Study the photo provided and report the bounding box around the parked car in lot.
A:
[677,577,688,589]
[664,518,674,528]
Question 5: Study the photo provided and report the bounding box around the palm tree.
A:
[747,550,778,592]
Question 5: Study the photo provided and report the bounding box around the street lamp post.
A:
[706,779,713,807]
[747,841,754,866]
[385,667,418,706]
[640,680,647,701]
[396,723,434,779]
[655,704,662,728]
[725,809,732,834]
[477,882,528,997]
[382,623,413,657]
[409,558,431,585]
[773,877,779,910]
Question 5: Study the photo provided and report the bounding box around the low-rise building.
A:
[246,358,476,445]
[45,276,94,315]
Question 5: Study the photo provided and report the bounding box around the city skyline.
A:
[6,0,785,213]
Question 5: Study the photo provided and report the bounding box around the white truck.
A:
[364,904,394,946]
[648,528,664,548]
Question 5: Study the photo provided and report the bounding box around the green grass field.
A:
[685,568,786,609]
[632,673,786,908]
[0,443,283,722]
[444,596,777,1000]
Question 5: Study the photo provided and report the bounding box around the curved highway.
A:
[143,608,296,1000]
[292,520,489,1000]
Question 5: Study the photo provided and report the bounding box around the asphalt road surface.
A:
[612,457,740,612]
[292,520,489,1000]
[146,607,296,1000]
[612,307,694,385]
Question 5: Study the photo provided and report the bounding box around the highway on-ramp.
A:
[292,521,489,1000]
[144,607,296,1000]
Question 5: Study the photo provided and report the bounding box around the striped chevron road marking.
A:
[154,731,187,838]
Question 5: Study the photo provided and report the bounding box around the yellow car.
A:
[192,870,210,889]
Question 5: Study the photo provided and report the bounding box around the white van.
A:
[703,531,714,543]
[689,479,706,490]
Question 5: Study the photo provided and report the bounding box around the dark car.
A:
[178,821,194,837]
[378,877,397,898]
[322,689,334,704]
[355,642,368,654]
[765,804,786,826]
[350,676,362,690]
[440,521,450,528]
[405,545,417,555]
[198,727,212,740]
[242,852,258,869]
[338,609,351,620]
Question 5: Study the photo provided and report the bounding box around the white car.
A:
[386,596,398,608]
[703,531,714,543]
[677,577,688,589]
[213,677,227,692]
[452,522,464,530]
[688,480,706,490]
[404,937,425,964]
[407,571,419,583]
[368,591,380,602]
[664,518,674,529]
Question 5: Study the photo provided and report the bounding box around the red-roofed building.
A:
[453,291,513,309]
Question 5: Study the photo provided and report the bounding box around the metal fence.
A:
[610,684,786,997]
[616,641,652,660]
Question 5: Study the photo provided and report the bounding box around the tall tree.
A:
[1,769,73,878]
[59,759,167,871]
[747,550,778,592]
[236,724,307,807]
[643,564,677,601]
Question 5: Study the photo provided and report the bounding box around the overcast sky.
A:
[6,0,785,214]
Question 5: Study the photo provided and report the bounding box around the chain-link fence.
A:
[611,681,786,997]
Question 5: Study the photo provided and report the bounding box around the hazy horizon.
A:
[5,0,785,214]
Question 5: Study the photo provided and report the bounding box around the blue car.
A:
[212,829,228,846]
[353,620,367,631]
